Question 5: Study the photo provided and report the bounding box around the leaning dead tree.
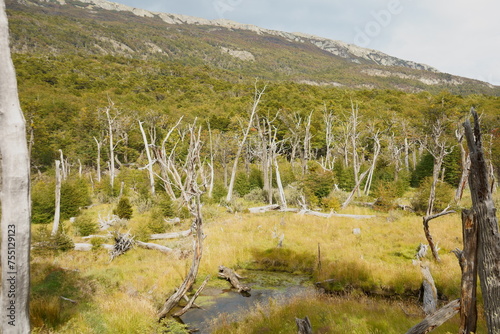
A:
[463,108,500,333]
[0,0,32,330]
[157,121,207,320]
[226,84,265,202]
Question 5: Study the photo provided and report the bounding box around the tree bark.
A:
[0,0,31,330]
[405,299,460,334]
[452,209,478,334]
[463,108,500,333]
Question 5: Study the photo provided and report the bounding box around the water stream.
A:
[179,271,312,333]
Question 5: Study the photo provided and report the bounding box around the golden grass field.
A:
[29,192,489,333]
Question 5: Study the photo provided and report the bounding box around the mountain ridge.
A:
[6,0,499,94]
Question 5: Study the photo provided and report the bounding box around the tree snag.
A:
[218,266,251,293]
[452,209,478,334]
[0,0,31,330]
[295,316,313,334]
[463,108,500,333]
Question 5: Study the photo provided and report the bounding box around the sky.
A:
[110,0,500,85]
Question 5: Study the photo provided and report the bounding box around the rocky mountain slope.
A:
[6,0,499,94]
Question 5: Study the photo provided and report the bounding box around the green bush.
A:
[73,215,98,236]
[147,208,167,234]
[32,177,91,224]
[113,197,133,220]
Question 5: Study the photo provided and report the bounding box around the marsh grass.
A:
[30,195,485,332]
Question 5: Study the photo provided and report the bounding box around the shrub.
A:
[113,197,133,219]
[73,215,98,236]
[372,180,400,212]
[320,196,341,212]
[147,208,167,234]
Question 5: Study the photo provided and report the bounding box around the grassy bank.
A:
[30,197,484,333]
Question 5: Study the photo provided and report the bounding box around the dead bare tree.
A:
[463,108,500,333]
[51,160,62,235]
[0,0,31,330]
[93,136,102,183]
[363,128,381,196]
[320,104,336,171]
[455,127,470,203]
[138,120,156,196]
[424,119,453,217]
[157,121,207,320]
[226,84,265,202]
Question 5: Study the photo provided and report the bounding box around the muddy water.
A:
[179,271,312,333]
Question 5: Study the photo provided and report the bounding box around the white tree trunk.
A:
[226,85,265,202]
[0,0,31,330]
[93,136,102,183]
[138,120,155,196]
[51,160,62,235]
[104,103,115,190]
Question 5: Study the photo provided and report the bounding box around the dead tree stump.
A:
[295,316,313,334]
[218,266,251,293]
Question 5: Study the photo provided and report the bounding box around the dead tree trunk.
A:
[405,299,460,334]
[158,122,206,320]
[138,120,155,196]
[51,160,62,235]
[226,84,265,202]
[455,128,470,203]
[218,266,251,293]
[104,101,116,190]
[419,262,438,315]
[93,136,102,183]
[452,209,478,334]
[295,316,313,334]
[422,209,455,262]
[0,0,32,330]
[463,108,500,333]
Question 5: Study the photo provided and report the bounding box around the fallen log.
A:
[405,299,460,334]
[150,229,192,240]
[298,209,333,218]
[135,241,173,254]
[81,234,111,240]
[331,213,376,219]
[74,243,114,251]
[248,204,280,213]
[218,265,251,293]
[295,316,313,334]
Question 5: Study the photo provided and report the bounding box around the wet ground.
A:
[179,271,312,333]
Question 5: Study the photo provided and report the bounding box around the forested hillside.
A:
[3,0,500,333]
